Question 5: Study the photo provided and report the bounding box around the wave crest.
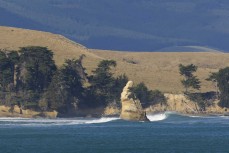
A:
[0,117,120,126]
[147,113,167,122]
[84,117,120,124]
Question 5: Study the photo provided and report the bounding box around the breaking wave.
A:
[147,113,167,122]
[0,117,120,127]
[84,117,120,124]
[1,111,228,126]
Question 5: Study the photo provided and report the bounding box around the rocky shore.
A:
[145,93,227,115]
[0,84,227,119]
[104,93,228,117]
[0,105,57,118]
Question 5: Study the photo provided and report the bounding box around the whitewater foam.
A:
[0,117,120,126]
[147,113,167,122]
[84,117,120,124]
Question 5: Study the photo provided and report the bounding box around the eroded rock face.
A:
[0,105,58,118]
[145,93,227,115]
[120,81,149,121]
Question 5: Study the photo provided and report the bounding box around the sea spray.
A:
[84,117,120,124]
[146,113,167,122]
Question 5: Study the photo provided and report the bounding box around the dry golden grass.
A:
[1,26,229,93]
[0,26,102,72]
[91,50,229,93]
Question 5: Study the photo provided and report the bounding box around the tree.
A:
[0,50,22,106]
[7,51,19,88]
[89,60,117,105]
[131,82,166,108]
[216,67,229,108]
[0,51,14,91]
[186,92,214,112]
[44,58,85,112]
[43,70,69,111]
[18,46,56,93]
[62,59,84,95]
[179,64,201,92]
[3,46,58,109]
[206,72,219,98]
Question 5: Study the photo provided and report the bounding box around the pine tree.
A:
[89,60,117,105]
[216,67,229,108]
[0,51,14,91]
[179,64,201,92]
[18,46,56,93]
[44,58,85,112]
[206,72,219,98]
[131,82,166,108]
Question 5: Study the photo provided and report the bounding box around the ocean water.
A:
[0,112,229,153]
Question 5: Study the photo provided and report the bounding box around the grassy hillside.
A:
[155,46,222,52]
[0,26,102,71]
[1,26,229,93]
[92,50,229,93]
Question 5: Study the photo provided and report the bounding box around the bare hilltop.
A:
[1,26,229,93]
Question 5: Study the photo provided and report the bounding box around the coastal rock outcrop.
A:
[0,105,58,118]
[120,81,149,121]
[146,93,227,115]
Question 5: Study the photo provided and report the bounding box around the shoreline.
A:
[147,111,228,117]
[0,105,57,119]
[1,91,228,119]
[0,105,227,119]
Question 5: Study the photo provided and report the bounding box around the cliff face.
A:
[0,105,58,118]
[120,81,149,121]
[146,93,227,115]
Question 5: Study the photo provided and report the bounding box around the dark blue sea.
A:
[0,112,229,153]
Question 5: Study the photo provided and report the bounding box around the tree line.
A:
[0,46,166,115]
[179,64,229,110]
[2,46,229,115]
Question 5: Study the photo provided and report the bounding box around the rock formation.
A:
[145,93,227,115]
[0,105,58,118]
[120,81,149,121]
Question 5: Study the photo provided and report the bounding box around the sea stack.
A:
[120,81,149,121]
